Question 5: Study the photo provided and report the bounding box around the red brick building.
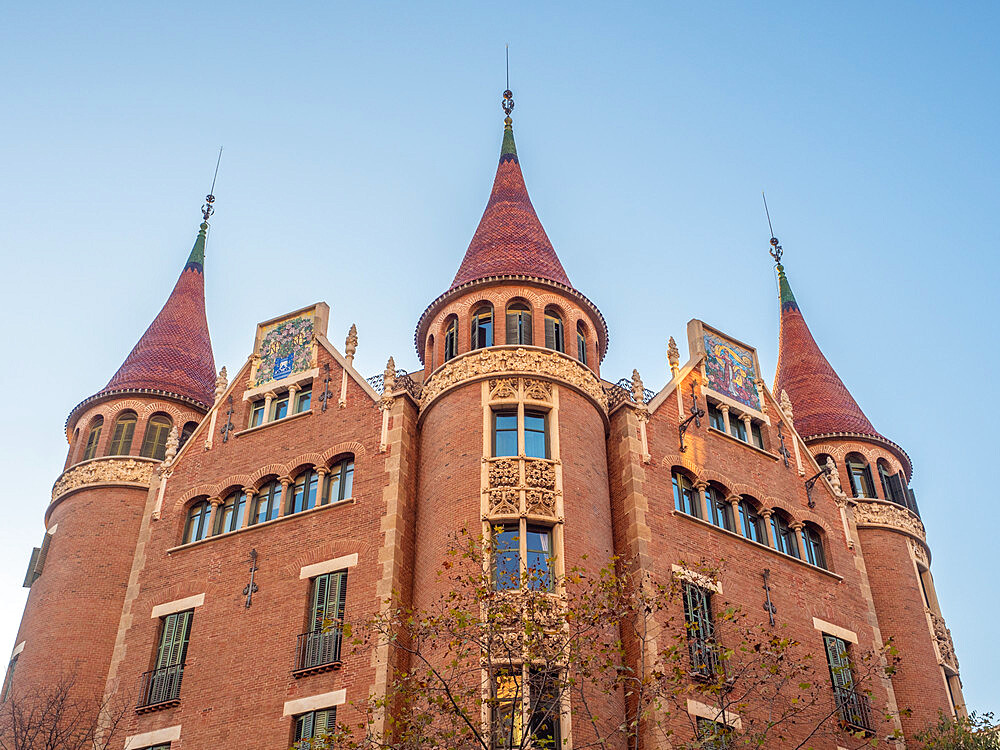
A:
[4,93,964,749]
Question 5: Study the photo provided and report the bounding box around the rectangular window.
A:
[739,502,765,544]
[729,416,747,442]
[708,402,726,432]
[324,459,354,504]
[705,487,734,532]
[294,707,337,747]
[672,472,701,518]
[525,526,553,591]
[494,524,520,590]
[823,634,871,730]
[296,389,312,413]
[493,668,523,750]
[695,717,731,750]
[683,583,717,678]
[272,395,290,421]
[527,670,561,750]
[290,471,320,514]
[523,412,548,459]
[298,571,347,672]
[492,669,560,750]
[750,421,764,449]
[577,331,587,365]
[140,610,192,707]
[249,400,265,428]
[83,423,102,460]
[493,411,518,457]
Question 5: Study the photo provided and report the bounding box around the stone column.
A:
[719,404,731,434]
[207,496,223,536]
[727,495,743,536]
[760,509,775,547]
[741,414,753,444]
[315,467,328,505]
[287,384,299,416]
[279,476,293,516]
[242,488,256,527]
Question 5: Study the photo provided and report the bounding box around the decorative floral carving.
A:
[214,366,228,401]
[421,347,605,411]
[911,540,929,568]
[489,459,519,487]
[52,457,157,501]
[780,389,794,425]
[489,378,518,401]
[667,337,680,372]
[824,457,848,503]
[852,499,926,541]
[929,610,959,671]
[162,426,179,466]
[525,461,556,490]
[526,489,557,516]
[488,488,519,516]
[523,379,552,402]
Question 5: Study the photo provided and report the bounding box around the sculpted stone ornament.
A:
[214,366,228,401]
[780,389,794,425]
[526,489,557,517]
[381,357,397,410]
[911,540,930,568]
[489,459,519,488]
[667,336,680,374]
[853,499,926,541]
[525,460,556,489]
[929,610,959,670]
[631,369,644,404]
[345,324,358,363]
[824,457,847,503]
[421,347,606,413]
[52,457,158,502]
[488,488,519,516]
[162,426,180,466]
[523,379,552,402]
[489,378,518,401]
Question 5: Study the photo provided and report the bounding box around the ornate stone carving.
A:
[780,389,794,425]
[488,488,519,516]
[523,379,552,402]
[52,457,157,502]
[631,369,644,404]
[214,366,228,401]
[667,337,680,372]
[345,324,358,362]
[911,540,929,568]
[853,499,926,541]
[525,461,556,490]
[421,347,606,411]
[162,426,179,466]
[526,489,557,517]
[489,378,518,400]
[489,459,519,488]
[929,610,959,671]
[824,457,848,503]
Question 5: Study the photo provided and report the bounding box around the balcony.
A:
[294,625,343,677]
[136,663,184,712]
[834,686,874,733]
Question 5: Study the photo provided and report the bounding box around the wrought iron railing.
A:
[688,637,723,680]
[367,369,422,401]
[136,663,184,709]
[604,378,656,411]
[295,625,343,673]
[834,686,874,732]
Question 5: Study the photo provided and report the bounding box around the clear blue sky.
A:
[1,1,996,712]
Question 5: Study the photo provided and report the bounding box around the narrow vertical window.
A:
[525,526,553,591]
[298,571,347,672]
[683,583,717,678]
[82,417,103,460]
[493,410,518,457]
[846,454,875,498]
[824,634,871,731]
[802,525,826,569]
[213,490,246,535]
[1,654,17,703]
[708,402,725,431]
[523,411,548,459]
[704,485,734,532]
[471,305,494,349]
[493,525,520,590]
[506,303,533,345]
[672,471,701,518]
[443,318,458,362]
[729,415,747,442]
[576,325,587,365]
[108,411,137,455]
[249,400,265,428]
[290,470,319,514]
[141,610,192,707]
[492,668,523,749]
[544,311,564,353]
[528,670,561,750]
[324,458,355,504]
[179,421,198,448]
[251,481,282,525]
[140,414,173,460]
[739,498,766,544]
[272,394,290,421]
[296,389,312,413]
[183,500,212,543]
[771,513,800,558]
[750,421,764,449]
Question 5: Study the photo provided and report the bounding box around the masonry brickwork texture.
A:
[4,107,964,750]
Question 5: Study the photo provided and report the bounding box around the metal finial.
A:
[502,45,514,118]
[762,191,782,264]
[202,146,223,222]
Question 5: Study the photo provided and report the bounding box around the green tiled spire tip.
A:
[776,264,797,306]
[186,222,207,269]
[501,118,518,159]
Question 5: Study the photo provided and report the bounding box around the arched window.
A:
[771,511,800,558]
[738,496,766,544]
[82,417,103,461]
[506,302,533,345]
[179,421,198,449]
[576,323,588,365]
[290,469,320,514]
[214,490,247,535]
[802,523,826,569]
[183,499,212,544]
[471,305,494,350]
[251,481,283,525]
[544,309,564,353]
[877,460,901,504]
[672,470,701,518]
[845,453,875,499]
[140,414,173,460]
[108,411,137,455]
[704,483,734,532]
[443,317,458,362]
[324,457,355,504]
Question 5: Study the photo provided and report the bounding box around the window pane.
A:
[494,527,520,589]
[494,412,518,457]
[526,527,552,590]
[273,398,289,421]
[297,390,312,413]
[524,413,547,459]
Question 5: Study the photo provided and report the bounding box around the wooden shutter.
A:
[823,634,855,691]
[296,711,314,741]
[906,487,920,516]
[311,575,330,632]
[506,312,519,344]
[544,317,555,350]
[157,611,192,669]
[311,571,347,632]
[315,708,334,737]
[22,548,40,588]
[888,473,905,505]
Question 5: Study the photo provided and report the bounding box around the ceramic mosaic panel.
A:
[253,313,316,387]
[703,331,761,410]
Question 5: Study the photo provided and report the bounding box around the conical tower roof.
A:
[774,263,881,440]
[450,114,571,289]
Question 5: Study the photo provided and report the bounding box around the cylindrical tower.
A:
[5,212,217,723]
[772,258,965,740]
[413,94,625,748]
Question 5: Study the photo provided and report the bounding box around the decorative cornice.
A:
[65,387,210,433]
[853,498,927,546]
[804,431,913,480]
[419,346,607,419]
[414,275,609,364]
[50,456,159,505]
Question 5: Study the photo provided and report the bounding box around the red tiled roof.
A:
[773,265,882,440]
[100,225,216,406]
[450,123,571,289]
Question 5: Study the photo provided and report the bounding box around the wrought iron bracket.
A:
[219,395,235,443]
[678,383,705,453]
[804,465,832,508]
[243,549,259,608]
[317,362,333,412]
[762,568,777,626]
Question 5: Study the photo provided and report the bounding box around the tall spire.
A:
[449,88,571,290]
[772,240,881,441]
[99,194,218,407]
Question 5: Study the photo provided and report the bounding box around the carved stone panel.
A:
[523,379,552,402]
[52,457,158,502]
[526,489,557,517]
[489,459,519,488]
[488,488,519,516]
[489,378,518,401]
[928,610,959,672]
[853,499,926,541]
[525,461,556,490]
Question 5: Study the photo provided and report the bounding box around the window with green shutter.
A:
[140,414,173,459]
[823,633,872,731]
[294,707,336,746]
[157,611,192,670]
[297,572,348,672]
[82,417,103,460]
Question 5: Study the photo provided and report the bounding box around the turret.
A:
[771,237,965,737]
[7,196,219,719]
